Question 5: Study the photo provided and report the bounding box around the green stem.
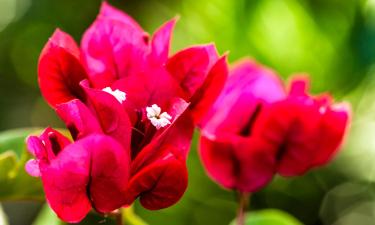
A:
[237,192,250,225]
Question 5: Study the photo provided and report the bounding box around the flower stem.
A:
[112,209,124,225]
[237,192,250,225]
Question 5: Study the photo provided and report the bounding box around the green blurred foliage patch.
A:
[0,128,44,201]
[230,209,303,225]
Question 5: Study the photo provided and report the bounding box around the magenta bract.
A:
[27,2,228,223]
[199,59,351,193]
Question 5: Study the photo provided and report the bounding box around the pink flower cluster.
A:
[26,2,227,222]
[25,2,351,223]
[199,59,351,193]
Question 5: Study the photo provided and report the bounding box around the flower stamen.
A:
[146,104,172,129]
[102,87,126,103]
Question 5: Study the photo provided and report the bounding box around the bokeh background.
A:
[1,0,375,224]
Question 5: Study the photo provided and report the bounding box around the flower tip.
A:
[99,1,113,13]
[50,28,70,40]
[48,28,70,46]
[229,57,258,71]
[288,74,311,95]
[332,101,352,115]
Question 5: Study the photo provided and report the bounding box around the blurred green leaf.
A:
[230,209,303,225]
[0,128,40,156]
[0,128,53,201]
[123,206,148,225]
[0,204,9,225]
[31,204,61,225]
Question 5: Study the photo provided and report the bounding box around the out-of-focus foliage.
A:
[0,128,44,201]
[1,0,375,225]
[230,210,303,225]
[31,205,59,225]
[0,204,9,225]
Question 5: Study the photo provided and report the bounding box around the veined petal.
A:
[41,137,91,223]
[38,29,88,108]
[81,13,148,88]
[56,99,102,140]
[166,44,219,98]
[124,155,188,210]
[85,135,130,213]
[251,77,351,176]
[311,102,351,166]
[99,2,145,34]
[190,55,228,124]
[81,81,132,151]
[149,18,177,65]
[200,59,285,135]
[199,134,276,193]
[112,67,184,112]
[26,135,46,159]
[39,134,131,222]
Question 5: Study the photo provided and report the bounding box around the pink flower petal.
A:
[251,77,351,176]
[149,18,177,65]
[39,127,71,160]
[81,82,132,151]
[38,29,88,108]
[199,134,276,192]
[131,105,194,173]
[41,137,91,223]
[166,44,219,98]
[190,55,229,124]
[26,136,46,158]
[85,135,130,213]
[124,155,188,210]
[99,2,145,34]
[56,99,102,140]
[200,59,285,135]
[25,159,41,177]
[81,12,148,88]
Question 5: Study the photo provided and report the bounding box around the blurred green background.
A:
[1,0,375,224]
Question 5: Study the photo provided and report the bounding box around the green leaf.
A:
[230,209,304,225]
[0,128,70,202]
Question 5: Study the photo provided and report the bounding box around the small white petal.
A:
[146,104,172,129]
[151,104,161,116]
[160,112,172,120]
[149,117,161,129]
[159,117,171,127]
[102,87,126,103]
[146,106,158,118]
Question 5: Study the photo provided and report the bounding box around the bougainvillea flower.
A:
[199,59,351,193]
[26,128,130,222]
[38,2,227,125]
[28,2,228,223]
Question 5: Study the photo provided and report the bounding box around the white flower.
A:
[102,87,126,103]
[146,104,172,129]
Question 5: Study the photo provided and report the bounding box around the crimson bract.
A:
[199,59,351,193]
